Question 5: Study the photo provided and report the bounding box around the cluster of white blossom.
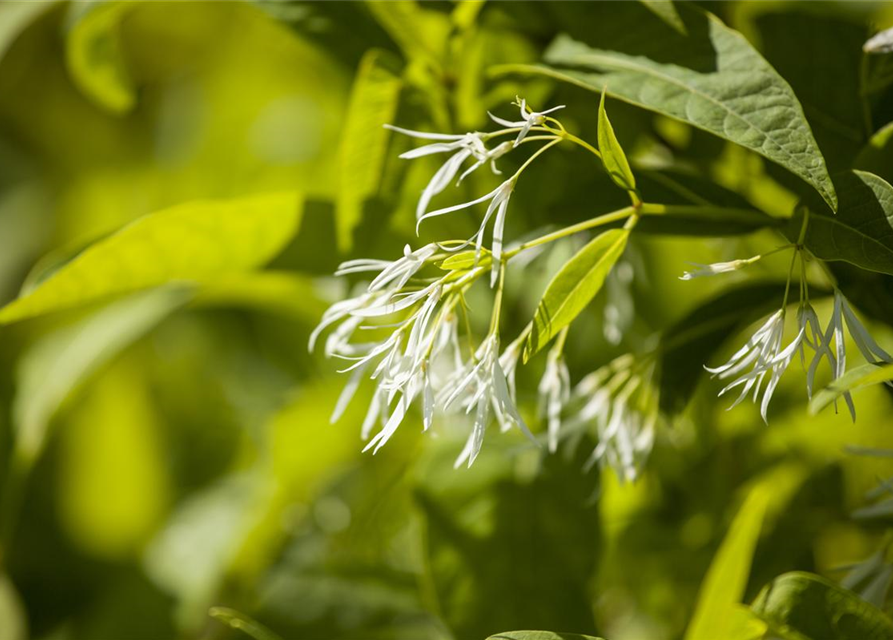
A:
[686,253,891,421]
[311,99,567,468]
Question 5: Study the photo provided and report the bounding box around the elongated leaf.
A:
[810,363,893,415]
[365,0,448,65]
[658,283,787,415]
[0,191,302,324]
[13,288,188,466]
[209,607,284,640]
[494,3,836,210]
[525,228,629,360]
[439,248,491,271]
[0,575,26,640]
[64,1,136,114]
[598,91,636,193]
[751,572,893,640]
[336,49,402,252]
[790,170,893,276]
[685,490,767,640]
[636,205,780,237]
[487,632,604,640]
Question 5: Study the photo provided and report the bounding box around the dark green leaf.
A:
[810,363,893,415]
[525,228,629,360]
[790,170,893,276]
[751,572,893,640]
[598,91,636,193]
[658,283,788,415]
[495,3,836,210]
[754,9,868,172]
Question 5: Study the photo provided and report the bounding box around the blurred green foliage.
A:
[3,2,893,640]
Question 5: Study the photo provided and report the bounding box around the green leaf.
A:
[209,607,284,640]
[365,0,448,65]
[790,170,893,276]
[0,575,27,640]
[639,0,686,35]
[0,191,302,324]
[598,91,636,193]
[751,572,893,640]
[12,288,188,466]
[64,1,137,114]
[810,363,893,415]
[685,490,768,640]
[658,282,787,415]
[525,228,629,361]
[494,3,836,210]
[439,248,491,270]
[487,632,605,640]
[336,49,402,252]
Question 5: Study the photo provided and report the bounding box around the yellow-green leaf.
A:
[64,1,136,114]
[810,362,893,415]
[336,49,402,252]
[365,0,448,65]
[685,490,768,640]
[598,90,636,193]
[439,248,491,271]
[209,607,283,640]
[0,191,302,324]
[524,228,629,361]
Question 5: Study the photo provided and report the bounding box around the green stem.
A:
[505,205,637,257]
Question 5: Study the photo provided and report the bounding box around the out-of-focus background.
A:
[2,2,893,639]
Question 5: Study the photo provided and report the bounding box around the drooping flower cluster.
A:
[310,98,576,467]
[562,355,659,483]
[686,254,892,421]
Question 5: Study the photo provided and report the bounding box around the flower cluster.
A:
[687,253,892,421]
[311,98,571,467]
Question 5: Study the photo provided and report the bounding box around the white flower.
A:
[808,291,891,420]
[417,179,515,286]
[385,125,511,219]
[439,334,536,467]
[538,350,571,453]
[679,258,757,280]
[488,97,566,147]
[706,310,804,422]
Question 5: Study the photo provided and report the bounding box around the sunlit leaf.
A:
[487,632,604,640]
[810,363,893,415]
[790,171,893,276]
[64,1,136,114]
[751,572,893,640]
[13,288,188,466]
[598,91,636,194]
[494,3,837,210]
[336,49,402,252]
[685,490,767,640]
[0,575,27,640]
[525,228,629,361]
[365,0,448,65]
[439,248,491,271]
[209,607,284,640]
[0,192,302,324]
